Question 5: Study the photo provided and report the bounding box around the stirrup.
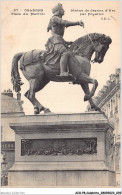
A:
[60,72,73,77]
[56,73,74,82]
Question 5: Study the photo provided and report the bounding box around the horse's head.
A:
[70,33,112,63]
[93,35,112,63]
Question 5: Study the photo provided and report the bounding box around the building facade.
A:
[1,89,25,186]
[88,68,120,186]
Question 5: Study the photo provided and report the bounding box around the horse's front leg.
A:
[78,73,98,101]
[80,82,100,111]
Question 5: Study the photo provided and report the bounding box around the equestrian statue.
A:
[11,4,112,114]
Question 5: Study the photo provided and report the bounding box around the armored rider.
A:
[47,3,84,78]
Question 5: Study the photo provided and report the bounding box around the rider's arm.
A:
[65,20,84,28]
[52,16,84,28]
[61,19,79,27]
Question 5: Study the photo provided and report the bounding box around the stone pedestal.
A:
[8,112,116,187]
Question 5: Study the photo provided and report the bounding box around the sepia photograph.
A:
[1,0,121,193]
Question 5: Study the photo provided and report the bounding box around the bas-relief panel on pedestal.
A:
[21,138,97,156]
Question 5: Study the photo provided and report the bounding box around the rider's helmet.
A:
[52,4,64,16]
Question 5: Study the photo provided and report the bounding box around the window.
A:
[1,126,3,141]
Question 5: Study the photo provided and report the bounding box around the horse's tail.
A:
[11,52,24,92]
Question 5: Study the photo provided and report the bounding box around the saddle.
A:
[19,49,75,82]
[20,50,42,69]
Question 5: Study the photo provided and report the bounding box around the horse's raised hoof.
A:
[84,94,90,101]
[34,106,40,115]
[44,108,51,113]
[91,105,101,111]
[95,107,101,111]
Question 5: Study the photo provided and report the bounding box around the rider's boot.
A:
[59,52,73,78]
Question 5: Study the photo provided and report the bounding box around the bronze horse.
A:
[11,33,112,114]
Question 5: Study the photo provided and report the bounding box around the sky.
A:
[1,1,120,115]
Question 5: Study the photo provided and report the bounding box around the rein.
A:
[84,27,98,52]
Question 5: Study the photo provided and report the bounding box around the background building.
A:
[88,68,120,186]
[1,89,25,186]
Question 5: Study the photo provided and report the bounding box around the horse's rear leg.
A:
[79,73,98,101]
[81,83,100,111]
[25,90,45,114]
[25,78,50,114]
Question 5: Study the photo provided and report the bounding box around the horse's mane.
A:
[70,33,105,52]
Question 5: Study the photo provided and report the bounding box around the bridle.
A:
[84,27,108,63]
[84,27,98,52]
